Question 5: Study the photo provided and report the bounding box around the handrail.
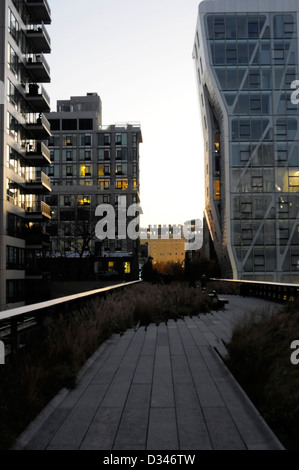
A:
[209,278,299,302]
[0,280,142,357]
[0,280,142,321]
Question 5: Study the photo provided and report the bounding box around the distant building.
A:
[194,0,299,282]
[140,225,186,265]
[45,93,142,280]
[0,0,52,310]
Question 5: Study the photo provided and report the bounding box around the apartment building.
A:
[193,0,299,282]
[45,93,142,280]
[0,0,52,310]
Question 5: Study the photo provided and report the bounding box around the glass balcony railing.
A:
[26,22,51,53]
[26,201,51,219]
[26,141,51,166]
[26,53,50,83]
[25,0,51,25]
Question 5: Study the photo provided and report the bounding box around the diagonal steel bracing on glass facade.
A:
[194,0,299,282]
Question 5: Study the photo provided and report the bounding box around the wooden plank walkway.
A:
[14,295,284,451]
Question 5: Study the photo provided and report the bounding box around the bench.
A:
[208,290,229,309]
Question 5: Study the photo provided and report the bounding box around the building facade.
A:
[45,93,142,281]
[140,225,186,265]
[0,0,52,310]
[194,0,299,282]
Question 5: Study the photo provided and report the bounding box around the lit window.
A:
[108,261,114,272]
[116,179,128,190]
[98,179,110,190]
[98,164,104,176]
[124,262,131,274]
[77,195,90,205]
[215,180,220,199]
[80,164,91,177]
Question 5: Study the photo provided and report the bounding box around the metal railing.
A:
[0,280,141,358]
[210,278,299,303]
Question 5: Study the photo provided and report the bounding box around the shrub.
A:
[225,300,299,449]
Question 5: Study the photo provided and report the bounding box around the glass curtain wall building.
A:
[193,0,299,282]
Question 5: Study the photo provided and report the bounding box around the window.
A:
[49,119,60,130]
[8,43,18,76]
[6,279,25,303]
[80,164,91,177]
[8,8,19,44]
[79,134,92,146]
[116,147,128,161]
[62,119,77,130]
[289,175,299,192]
[77,195,91,206]
[248,20,259,38]
[97,194,110,204]
[115,133,128,146]
[250,97,261,113]
[214,180,220,200]
[63,134,77,146]
[79,119,93,130]
[7,213,25,238]
[108,261,114,272]
[97,134,110,146]
[98,148,110,160]
[98,164,110,176]
[98,179,110,190]
[249,73,260,88]
[7,112,19,141]
[85,150,91,161]
[254,255,265,269]
[124,262,131,274]
[226,46,237,65]
[6,246,25,270]
[240,123,250,138]
[274,46,284,64]
[116,179,128,190]
[252,176,263,191]
[116,164,127,175]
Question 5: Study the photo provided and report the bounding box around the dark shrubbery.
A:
[225,299,299,450]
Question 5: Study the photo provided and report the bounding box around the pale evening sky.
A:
[46,0,205,227]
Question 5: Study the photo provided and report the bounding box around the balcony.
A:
[25,113,51,139]
[26,201,51,220]
[26,54,50,83]
[25,0,51,25]
[26,84,50,112]
[26,141,51,167]
[25,23,51,53]
[24,171,51,194]
[25,230,51,248]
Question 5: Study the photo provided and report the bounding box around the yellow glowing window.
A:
[133,179,137,190]
[98,165,104,176]
[108,261,114,272]
[116,179,128,190]
[98,179,109,190]
[215,180,220,200]
[80,165,91,177]
[77,196,90,205]
[124,262,131,274]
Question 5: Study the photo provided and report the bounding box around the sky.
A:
[46,0,205,227]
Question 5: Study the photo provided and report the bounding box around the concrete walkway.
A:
[15,295,285,451]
